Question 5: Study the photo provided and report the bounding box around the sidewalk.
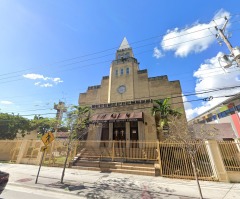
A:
[0,163,239,199]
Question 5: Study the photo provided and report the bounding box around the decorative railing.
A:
[1,139,240,182]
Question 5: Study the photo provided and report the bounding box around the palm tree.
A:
[151,98,181,141]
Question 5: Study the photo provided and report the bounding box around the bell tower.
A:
[108,37,140,103]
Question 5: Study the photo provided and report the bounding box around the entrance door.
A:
[113,122,125,148]
[130,121,138,148]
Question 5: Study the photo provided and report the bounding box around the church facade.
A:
[79,38,185,143]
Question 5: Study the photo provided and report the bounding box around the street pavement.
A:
[0,184,82,199]
[1,184,82,199]
[0,163,239,199]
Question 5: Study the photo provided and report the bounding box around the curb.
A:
[8,182,81,197]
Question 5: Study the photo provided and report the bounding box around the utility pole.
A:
[215,17,240,67]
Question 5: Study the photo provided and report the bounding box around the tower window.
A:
[126,67,129,75]
[118,54,123,60]
[120,68,124,75]
[124,52,130,58]
[115,69,118,76]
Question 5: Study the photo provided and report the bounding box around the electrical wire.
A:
[0,16,240,82]
[0,16,239,115]
[1,26,239,86]
[2,84,240,115]
[1,81,240,110]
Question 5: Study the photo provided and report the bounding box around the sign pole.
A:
[35,131,54,184]
[35,148,46,184]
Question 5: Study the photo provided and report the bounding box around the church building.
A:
[79,38,185,143]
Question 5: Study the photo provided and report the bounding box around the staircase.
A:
[71,160,156,176]
[70,147,157,176]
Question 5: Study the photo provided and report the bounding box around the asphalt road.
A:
[0,184,83,199]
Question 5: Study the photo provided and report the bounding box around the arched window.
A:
[120,68,124,75]
[115,69,118,76]
[126,67,130,75]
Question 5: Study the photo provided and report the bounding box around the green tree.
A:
[151,98,181,140]
[29,115,58,135]
[166,115,218,199]
[68,105,90,140]
[60,105,90,183]
[0,113,30,139]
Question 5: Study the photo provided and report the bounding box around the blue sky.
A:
[0,0,240,120]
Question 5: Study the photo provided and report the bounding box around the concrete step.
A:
[71,166,155,176]
[74,161,100,167]
[74,162,154,172]
[74,160,154,168]
[115,165,155,172]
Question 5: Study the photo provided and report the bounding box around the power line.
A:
[2,84,240,115]
[1,63,239,102]
[1,16,240,81]
[0,81,240,109]
[0,93,238,121]
[1,88,239,121]
[0,28,239,85]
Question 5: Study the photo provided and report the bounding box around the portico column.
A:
[138,121,145,148]
[109,123,113,148]
[126,122,130,148]
[96,125,102,147]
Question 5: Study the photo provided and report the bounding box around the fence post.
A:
[156,141,163,176]
[235,139,240,153]
[112,141,115,161]
[16,140,29,164]
[11,140,20,162]
[205,140,229,182]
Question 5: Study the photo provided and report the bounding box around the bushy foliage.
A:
[29,115,58,135]
[67,106,90,140]
[0,113,30,139]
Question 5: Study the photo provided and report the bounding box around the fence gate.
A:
[159,142,218,181]
[218,141,240,172]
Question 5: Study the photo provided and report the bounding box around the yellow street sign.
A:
[41,132,54,146]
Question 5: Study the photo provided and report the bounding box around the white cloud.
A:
[183,95,227,121]
[40,83,53,87]
[23,73,63,87]
[184,52,240,120]
[23,73,46,80]
[34,82,41,86]
[194,52,240,97]
[160,9,230,57]
[52,77,63,84]
[153,47,164,59]
[0,100,13,105]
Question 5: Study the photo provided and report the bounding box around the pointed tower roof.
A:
[118,37,131,50]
